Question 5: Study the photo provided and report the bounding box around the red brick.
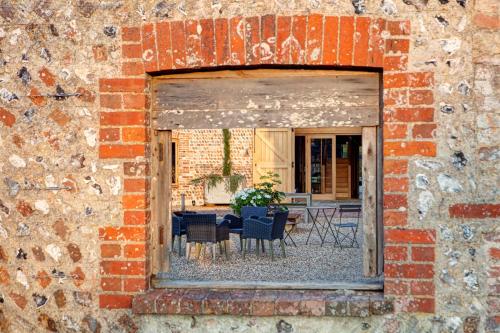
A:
[122,27,141,42]
[38,67,56,87]
[100,112,147,126]
[200,19,216,67]
[122,62,145,76]
[124,244,146,259]
[245,16,260,65]
[122,127,148,142]
[384,55,408,71]
[124,179,149,192]
[122,44,143,59]
[323,16,339,65]
[291,16,306,64]
[384,177,408,192]
[473,13,500,30]
[99,226,146,241]
[179,290,207,314]
[387,20,410,36]
[384,124,408,139]
[275,291,302,316]
[101,277,122,291]
[142,23,158,71]
[408,72,434,88]
[100,261,145,275]
[368,18,385,67]
[124,278,147,292]
[101,244,121,258]
[123,194,149,209]
[99,128,120,142]
[410,281,435,297]
[99,294,133,309]
[384,159,408,174]
[384,211,407,226]
[99,78,147,93]
[338,16,354,66]
[384,280,409,295]
[490,248,500,260]
[276,16,291,64]
[409,90,434,105]
[385,229,436,244]
[386,39,410,53]
[384,246,408,261]
[384,141,436,157]
[404,298,434,313]
[354,17,370,66]
[411,247,435,262]
[185,20,202,67]
[229,17,245,65]
[449,204,500,219]
[124,211,150,225]
[384,108,434,123]
[385,263,434,279]
[99,144,146,159]
[171,21,187,69]
[252,291,277,316]
[384,194,407,209]
[227,291,254,315]
[0,107,16,128]
[306,14,323,65]
[384,73,408,88]
[260,14,276,64]
[155,289,184,314]
[215,18,230,66]
[412,124,436,139]
[156,21,173,70]
[100,94,122,109]
[123,94,148,110]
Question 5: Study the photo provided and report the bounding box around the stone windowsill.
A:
[132,289,393,317]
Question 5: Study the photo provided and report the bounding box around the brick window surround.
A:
[98,15,438,315]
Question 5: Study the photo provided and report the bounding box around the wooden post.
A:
[150,130,172,276]
[362,127,377,277]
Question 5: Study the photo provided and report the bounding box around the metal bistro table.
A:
[305,205,339,246]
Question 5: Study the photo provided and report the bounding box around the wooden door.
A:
[253,128,294,192]
[305,135,336,200]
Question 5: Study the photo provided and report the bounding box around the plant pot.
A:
[204,177,246,205]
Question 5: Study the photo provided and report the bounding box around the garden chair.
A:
[242,210,289,261]
[223,206,268,251]
[184,213,230,262]
[333,204,361,249]
[172,215,187,255]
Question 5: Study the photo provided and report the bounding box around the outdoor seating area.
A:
[165,203,375,283]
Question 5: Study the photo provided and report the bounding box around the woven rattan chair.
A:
[242,210,289,260]
[172,215,187,255]
[184,213,230,261]
[223,206,268,251]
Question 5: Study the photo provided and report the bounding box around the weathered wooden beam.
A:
[362,127,377,277]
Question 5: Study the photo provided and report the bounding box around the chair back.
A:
[271,210,289,239]
[241,206,267,219]
[339,204,361,216]
[184,213,217,243]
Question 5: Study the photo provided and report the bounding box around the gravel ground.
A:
[166,209,379,283]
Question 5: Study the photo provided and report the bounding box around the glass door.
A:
[306,135,335,200]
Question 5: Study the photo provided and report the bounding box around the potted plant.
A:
[230,172,286,215]
[191,129,246,204]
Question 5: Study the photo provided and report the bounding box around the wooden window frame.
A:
[149,69,382,289]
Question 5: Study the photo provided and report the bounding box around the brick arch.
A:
[98,15,437,314]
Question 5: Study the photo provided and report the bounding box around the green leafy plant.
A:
[191,129,245,194]
[230,172,286,215]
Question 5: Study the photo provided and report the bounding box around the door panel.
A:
[306,135,336,200]
[253,128,294,192]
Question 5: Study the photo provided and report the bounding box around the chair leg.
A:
[269,240,274,261]
[242,239,246,259]
[178,236,182,256]
[212,243,216,263]
[256,239,260,256]
[261,239,265,253]
[186,242,191,260]
[219,242,223,254]
[196,243,202,259]
[172,236,176,252]
[224,240,229,260]
[279,239,286,258]
[239,234,243,252]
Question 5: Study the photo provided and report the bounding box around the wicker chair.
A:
[223,206,268,251]
[172,215,187,255]
[242,210,289,260]
[184,213,230,261]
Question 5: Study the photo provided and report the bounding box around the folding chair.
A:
[333,204,361,249]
